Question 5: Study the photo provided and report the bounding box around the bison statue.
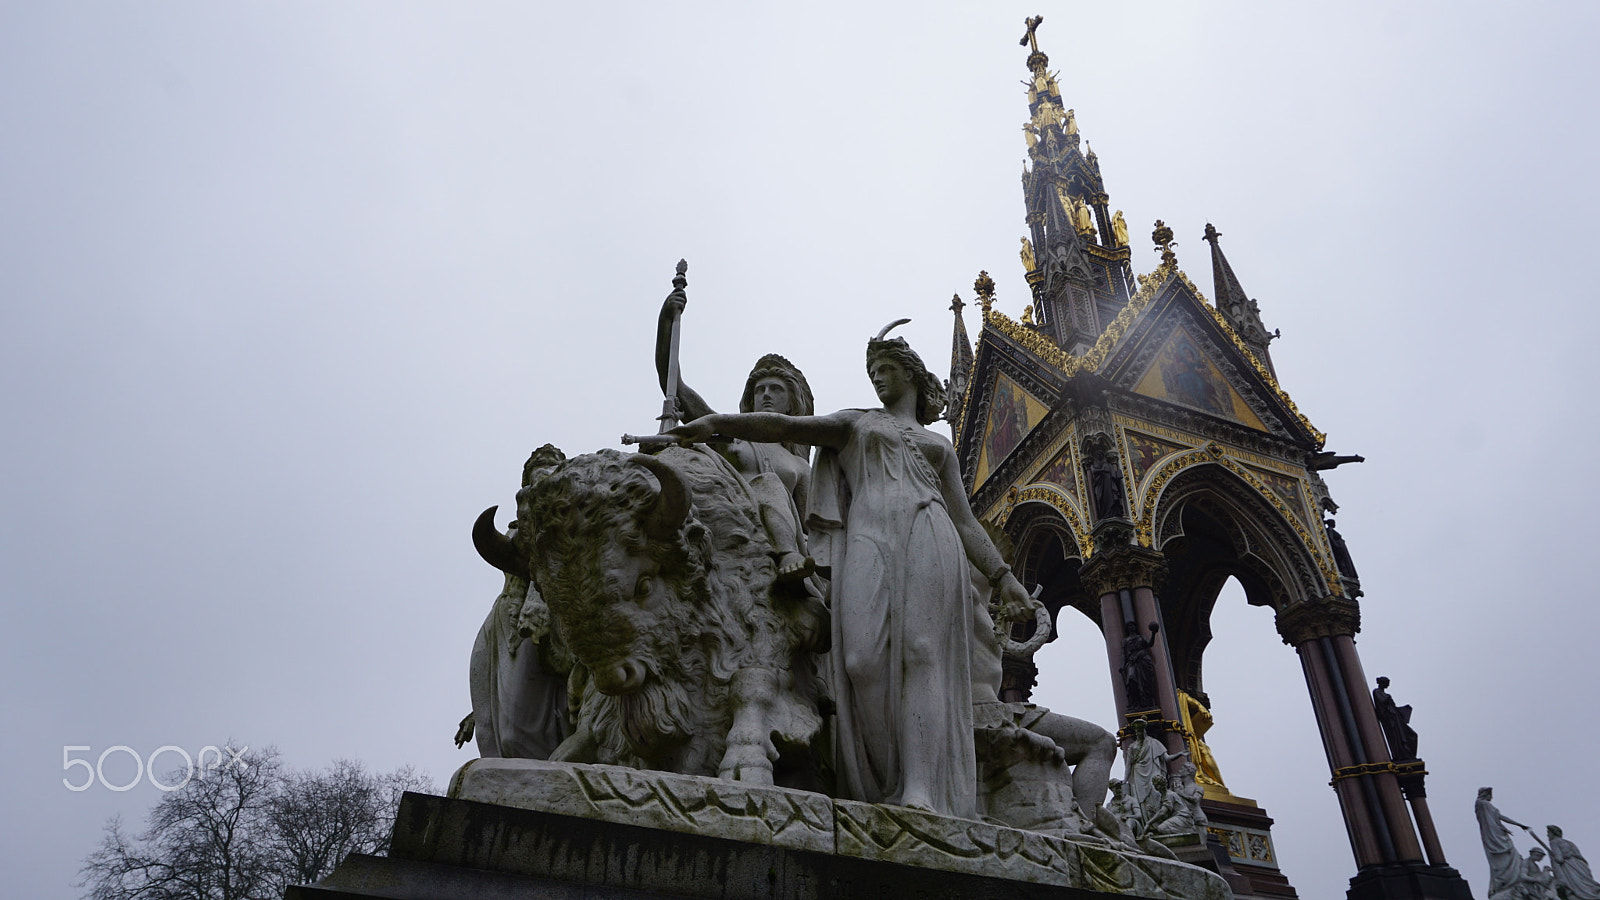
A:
[475,444,828,787]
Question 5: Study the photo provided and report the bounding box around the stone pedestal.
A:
[287,759,1230,900]
[1202,798,1298,899]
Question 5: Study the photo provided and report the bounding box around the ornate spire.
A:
[947,290,976,437]
[1203,223,1278,375]
[1013,15,1132,353]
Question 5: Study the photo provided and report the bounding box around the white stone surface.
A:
[450,758,835,853]
[451,758,1230,899]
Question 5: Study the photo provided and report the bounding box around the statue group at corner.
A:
[454,263,1212,856]
[1477,787,1599,900]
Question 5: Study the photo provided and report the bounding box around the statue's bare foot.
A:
[775,552,816,583]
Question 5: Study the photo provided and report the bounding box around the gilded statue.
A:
[1064,108,1078,135]
[1020,236,1036,271]
[1035,99,1061,128]
[1073,198,1096,238]
[1112,210,1129,247]
[1177,691,1227,790]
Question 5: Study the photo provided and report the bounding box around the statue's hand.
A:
[667,416,716,446]
[454,712,475,748]
[997,574,1040,622]
[661,291,686,320]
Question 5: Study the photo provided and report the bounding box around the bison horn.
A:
[472,506,529,580]
[629,453,689,540]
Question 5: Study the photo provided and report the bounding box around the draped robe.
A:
[809,410,977,818]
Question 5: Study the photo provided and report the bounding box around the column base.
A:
[1346,862,1475,900]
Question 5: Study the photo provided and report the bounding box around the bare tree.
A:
[80,745,432,900]
[263,759,431,895]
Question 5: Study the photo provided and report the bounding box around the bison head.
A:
[477,449,709,701]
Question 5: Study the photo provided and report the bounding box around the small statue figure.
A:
[1326,518,1359,580]
[657,292,817,583]
[1478,787,1532,897]
[460,444,574,760]
[1035,99,1061,128]
[1086,444,1126,520]
[1144,776,1197,839]
[1072,197,1096,238]
[1119,622,1160,713]
[1171,760,1211,839]
[1021,304,1035,325]
[1371,676,1419,761]
[1122,719,1186,824]
[1112,210,1129,248]
[1512,847,1560,900]
[1020,235,1036,271]
[1543,825,1600,900]
[1064,108,1078,136]
[1022,121,1040,150]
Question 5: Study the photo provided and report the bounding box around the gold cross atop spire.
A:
[1020,15,1043,53]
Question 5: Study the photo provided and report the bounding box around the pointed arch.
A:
[1139,458,1332,701]
[1002,498,1092,626]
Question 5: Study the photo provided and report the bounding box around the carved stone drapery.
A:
[1275,597,1361,646]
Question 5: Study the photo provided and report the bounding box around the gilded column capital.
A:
[1080,546,1167,598]
[1276,597,1362,645]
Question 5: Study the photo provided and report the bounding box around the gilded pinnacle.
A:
[974,269,996,300]
[1151,220,1177,266]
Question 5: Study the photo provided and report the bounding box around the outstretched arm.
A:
[655,293,714,422]
[935,437,1039,620]
[671,410,855,453]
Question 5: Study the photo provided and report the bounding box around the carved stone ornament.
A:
[450,759,1229,899]
[1274,597,1361,645]
[1080,546,1168,599]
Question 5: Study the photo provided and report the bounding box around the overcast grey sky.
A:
[3,4,1597,898]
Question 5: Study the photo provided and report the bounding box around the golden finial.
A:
[1020,15,1049,74]
[1152,219,1177,266]
[950,293,965,313]
[975,270,996,313]
[1020,15,1044,53]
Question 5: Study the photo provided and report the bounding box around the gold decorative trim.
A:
[1133,443,1341,594]
[983,262,1325,448]
[1178,269,1326,448]
[1010,484,1090,558]
[1329,761,1418,785]
[984,258,1169,377]
[984,307,1077,372]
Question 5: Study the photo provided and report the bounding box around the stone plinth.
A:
[288,759,1230,900]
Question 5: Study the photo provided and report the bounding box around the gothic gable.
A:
[971,370,1051,490]
[1131,325,1268,430]
[1095,270,1321,447]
